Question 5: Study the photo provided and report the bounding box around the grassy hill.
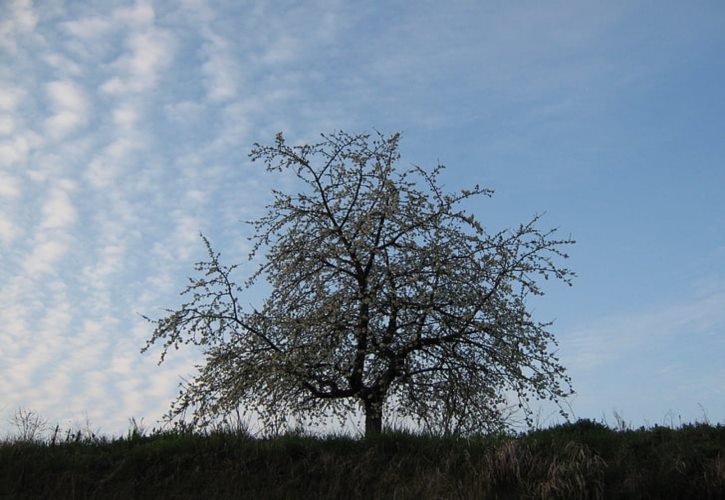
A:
[2,419,724,499]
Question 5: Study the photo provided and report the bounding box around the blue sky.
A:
[1,0,724,436]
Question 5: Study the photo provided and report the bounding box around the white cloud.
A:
[22,238,70,276]
[0,172,21,198]
[44,53,83,76]
[180,0,214,23]
[19,181,78,276]
[558,286,725,425]
[261,35,298,65]
[169,212,203,260]
[83,243,126,288]
[46,81,88,116]
[200,32,240,102]
[112,103,140,129]
[0,114,16,135]
[100,29,175,95]
[45,80,90,139]
[185,188,207,205]
[26,147,85,183]
[86,134,144,188]
[0,0,38,54]
[3,295,76,411]
[40,301,73,334]
[0,276,40,328]
[564,290,725,372]
[8,0,36,31]
[62,16,113,40]
[60,12,119,63]
[0,87,25,111]
[0,214,20,244]
[165,100,205,123]
[0,134,39,167]
[41,186,77,230]
[113,2,155,26]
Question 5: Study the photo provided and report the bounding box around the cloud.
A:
[0,86,25,111]
[0,172,21,198]
[86,134,144,188]
[100,29,175,95]
[0,87,27,164]
[165,100,205,123]
[20,180,78,276]
[44,53,83,77]
[200,32,240,102]
[557,286,725,425]
[85,100,145,188]
[260,35,299,65]
[113,2,155,26]
[40,185,78,230]
[45,80,90,139]
[22,238,70,276]
[62,15,113,40]
[171,213,203,260]
[82,243,126,289]
[1,289,84,419]
[563,289,725,373]
[0,132,41,168]
[0,115,16,135]
[0,214,20,244]
[0,0,38,54]
[112,102,140,129]
[0,139,28,167]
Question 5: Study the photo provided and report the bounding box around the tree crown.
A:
[143,131,574,436]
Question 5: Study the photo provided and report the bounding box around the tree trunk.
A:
[364,397,383,437]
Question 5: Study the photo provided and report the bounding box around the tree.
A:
[143,131,575,437]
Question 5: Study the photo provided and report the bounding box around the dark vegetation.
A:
[2,419,724,499]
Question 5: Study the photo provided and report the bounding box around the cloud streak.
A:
[564,289,725,373]
[45,80,91,139]
[100,29,175,95]
[0,0,38,54]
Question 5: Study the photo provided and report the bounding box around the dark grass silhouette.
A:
[2,418,725,499]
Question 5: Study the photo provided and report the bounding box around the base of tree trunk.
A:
[365,400,383,437]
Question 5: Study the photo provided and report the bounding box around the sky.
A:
[1,0,724,437]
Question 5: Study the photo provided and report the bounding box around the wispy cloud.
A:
[0,171,22,198]
[0,114,16,135]
[0,86,34,168]
[558,285,725,423]
[113,2,155,26]
[111,102,140,129]
[200,32,240,103]
[20,178,78,277]
[564,290,725,373]
[0,133,39,168]
[0,0,38,54]
[100,29,175,95]
[0,86,25,111]
[40,182,78,230]
[45,80,90,139]
[22,238,71,276]
[0,214,20,244]
[82,243,125,288]
[85,135,144,188]
[44,52,83,77]
[62,15,113,40]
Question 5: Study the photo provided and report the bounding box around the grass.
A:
[2,419,725,499]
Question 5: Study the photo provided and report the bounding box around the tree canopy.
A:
[143,131,575,436]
